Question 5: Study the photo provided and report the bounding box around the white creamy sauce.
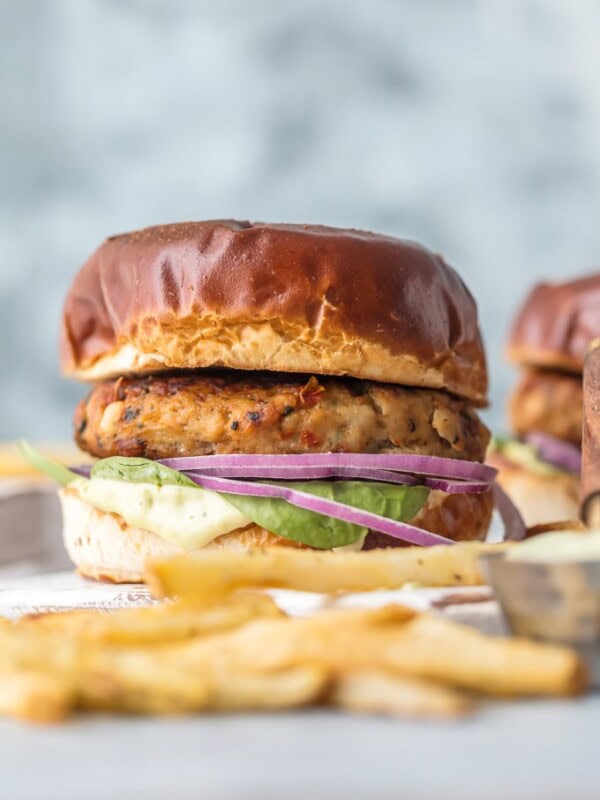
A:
[331,535,367,553]
[507,530,600,563]
[72,477,251,549]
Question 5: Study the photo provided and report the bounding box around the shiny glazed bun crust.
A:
[60,221,488,404]
[508,273,600,373]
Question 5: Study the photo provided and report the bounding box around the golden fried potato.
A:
[377,614,586,697]
[206,665,328,712]
[77,648,211,714]
[331,670,472,718]
[0,670,74,723]
[171,606,585,697]
[21,594,282,645]
[146,543,508,599]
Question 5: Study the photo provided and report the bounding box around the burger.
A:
[488,273,600,526]
[30,221,504,582]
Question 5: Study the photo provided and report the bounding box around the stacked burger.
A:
[489,273,600,526]
[44,221,509,582]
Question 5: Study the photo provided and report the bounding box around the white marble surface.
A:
[1,699,599,800]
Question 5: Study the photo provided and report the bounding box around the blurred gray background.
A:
[2,0,600,440]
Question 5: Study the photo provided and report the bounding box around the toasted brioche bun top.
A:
[60,221,487,403]
[508,273,600,373]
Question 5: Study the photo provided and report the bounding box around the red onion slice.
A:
[160,452,497,482]
[180,466,489,494]
[421,477,490,494]
[70,464,92,478]
[183,472,454,547]
[75,457,491,493]
[181,464,421,485]
[492,483,526,541]
[525,432,582,475]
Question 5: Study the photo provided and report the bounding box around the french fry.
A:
[380,614,587,697]
[146,543,508,599]
[0,629,211,716]
[172,606,586,697]
[207,665,328,711]
[79,651,327,714]
[0,625,80,673]
[21,594,282,645]
[0,670,74,723]
[77,648,211,714]
[331,671,472,719]
[0,639,323,716]
[170,604,415,671]
[169,609,394,681]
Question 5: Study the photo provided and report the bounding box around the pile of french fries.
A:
[0,545,587,724]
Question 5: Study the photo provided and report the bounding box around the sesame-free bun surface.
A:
[486,452,580,528]
[60,221,487,404]
[508,273,600,373]
[58,487,306,583]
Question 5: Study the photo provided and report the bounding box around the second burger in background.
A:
[489,273,600,526]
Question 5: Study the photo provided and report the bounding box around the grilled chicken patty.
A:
[510,368,583,446]
[75,372,490,462]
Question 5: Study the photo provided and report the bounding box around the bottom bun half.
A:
[59,485,493,583]
[487,455,580,529]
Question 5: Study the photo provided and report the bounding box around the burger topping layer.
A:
[21,442,510,548]
[36,450,431,550]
